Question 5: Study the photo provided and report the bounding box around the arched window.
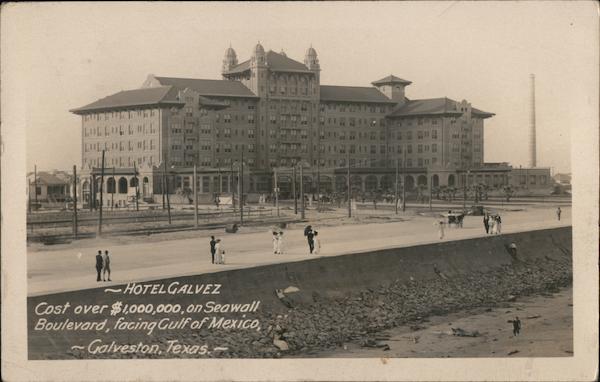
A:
[130,177,138,187]
[404,175,415,191]
[448,174,456,187]
[417,175,428,186]
[118,177,128,194]
[106,178,116,193]
[432,174,440,188]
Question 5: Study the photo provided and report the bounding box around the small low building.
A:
[507,167,554,195]
[27,171,72,204]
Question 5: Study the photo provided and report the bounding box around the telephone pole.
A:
[274,168,279,217]
[347,149,351,218]
[133,162,139,211]
[97,150,105,236]
[300,164,305,220]
[292,166,297,214]
[395,158,399,215]
[239,149,244,225]
[163,161,171,224]
[193,164,199,228]
[73,165,78,238]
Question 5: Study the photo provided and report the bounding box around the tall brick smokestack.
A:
[529,73,537,168]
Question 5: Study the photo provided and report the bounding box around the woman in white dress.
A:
[436,220,446,240]
[215,239,225,264]
[276,231,284,254]
[489,215,497,235]
[272,231,279,254]
[313,231,321,254]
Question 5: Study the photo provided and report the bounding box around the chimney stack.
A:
[529,73,537,168]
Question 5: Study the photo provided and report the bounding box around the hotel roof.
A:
[372,75,412,86]
[70,86,184,114]
[154,77,257,98]
[224,50,312,75]
[320,85,396,104]
[388,97,494,118]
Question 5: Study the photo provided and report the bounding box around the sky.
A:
[4,2,598,174]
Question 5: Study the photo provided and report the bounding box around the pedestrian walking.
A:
[276,231,284,254]
[483,213,489,234]
[215,239,225,264]
[304,225,315,254]
[313,231,321,254]
[102,250,111,282]
[508,316,521,336]
[210,236,217,264]
[95,250,103,282]
[495,215,502,234]
[556,207,562,221]
[509,242,518,258]
[436,220,446,240]
[489,214,497,235]
[272,231,279,254]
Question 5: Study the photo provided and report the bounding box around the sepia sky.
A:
[4,2,597,174]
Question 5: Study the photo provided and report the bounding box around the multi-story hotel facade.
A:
[71,43,550,207]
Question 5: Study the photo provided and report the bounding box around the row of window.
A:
[84,140,157,152]
[83,155,156,167]
[84,124,157,137]
[83,109,157,122]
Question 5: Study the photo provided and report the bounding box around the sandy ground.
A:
[27,205,570,296]
[310,287,573,358]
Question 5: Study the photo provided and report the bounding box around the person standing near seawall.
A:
[483,213,489,234]
[95,250,103,282]
[556,207,562,221]
[210,236,217,264]
[103,250,111,282]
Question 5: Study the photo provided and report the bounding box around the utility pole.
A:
[292,166,297,214]
[402,146,406,212]
[163,161,171,224]
[98,150,105,236]
[395,158,399,215]
[161,165,166,210]
[193,164,199,228]
[316,146,321,212]
[231,162,236,212]
[463,171,467,210]
[429,171,433,211]
[133,162,139,211]
[34,164,38,211]
[239,149,244,225]
[73,165,78,239]
[111,167,115,210]
[218,168,222,194]
[347,149,351,218]
[300,164,305,220]
[274,168,279,217]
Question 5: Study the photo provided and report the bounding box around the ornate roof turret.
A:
[222,45,238,73]
[304,44,320,70]
[252,41,266,65]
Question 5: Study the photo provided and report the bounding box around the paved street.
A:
[28,206,570,296]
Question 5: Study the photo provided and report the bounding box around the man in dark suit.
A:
[95,250,103,282]
[210,236,217,264]
[304,225,315,254]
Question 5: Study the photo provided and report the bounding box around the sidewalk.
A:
[27,206,571,296]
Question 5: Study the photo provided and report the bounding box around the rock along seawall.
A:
[28,226,572,359]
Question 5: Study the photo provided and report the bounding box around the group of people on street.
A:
[209,236,226,264]
[94,250,111,282]
[483,213,502,235]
